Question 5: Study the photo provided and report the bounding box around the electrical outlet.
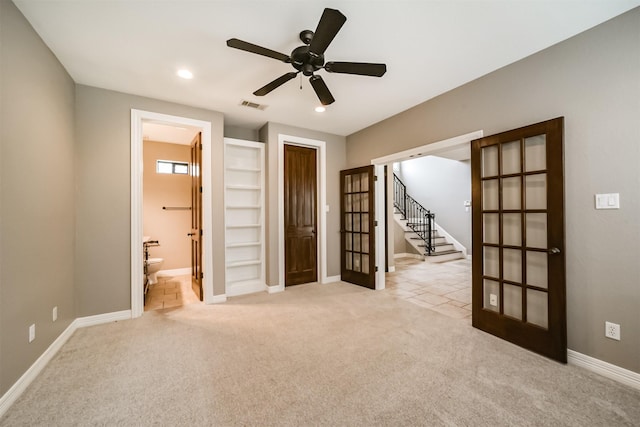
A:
[605,321,620,340]
[53,306,58,322]
[29,324,36,343]
[489,293,498,307]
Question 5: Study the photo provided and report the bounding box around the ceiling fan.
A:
[226,8,387,106]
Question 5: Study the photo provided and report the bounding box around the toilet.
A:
[145,258,164,285]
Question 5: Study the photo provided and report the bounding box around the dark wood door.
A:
[284,145,317,286]
[340,165,376,289]
[190,133,203,300]
[471,117,566,362]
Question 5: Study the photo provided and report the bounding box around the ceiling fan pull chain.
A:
[299,73,303,90]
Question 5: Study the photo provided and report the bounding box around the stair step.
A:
[427,249,459,256]
[424,250,464,263]
[418,242,449,247]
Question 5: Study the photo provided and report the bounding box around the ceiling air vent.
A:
[240,100,267,110]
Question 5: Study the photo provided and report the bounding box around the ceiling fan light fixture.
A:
[177,69,193,79]
[315,106,326,113]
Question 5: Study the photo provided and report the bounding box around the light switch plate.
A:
[595,193,620,209]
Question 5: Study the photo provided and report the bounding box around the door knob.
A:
[548,247,561,254]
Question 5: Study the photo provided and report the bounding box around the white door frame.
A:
[370,130,483,290]
[277,134,327,291]
[130,109,213,317]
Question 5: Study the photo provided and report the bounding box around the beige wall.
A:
[75,85,226,316]
[348,9,640,373]
[143,141,191,270]
[259,123,347,286]
[0,0,76,395]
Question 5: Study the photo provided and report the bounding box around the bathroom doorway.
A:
[142,124,201,310]
[131,110,213,317]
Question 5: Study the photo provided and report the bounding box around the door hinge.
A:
[374,175,378,181]
[200,229,203,236]
[200,186,203,193]
[199,143,203,150]
[200,272,204,279]
[374,220,378,226]
[375,266,379,272]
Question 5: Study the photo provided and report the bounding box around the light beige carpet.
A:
[1,282,639,426]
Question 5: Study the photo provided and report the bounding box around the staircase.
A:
[393,174,464,263]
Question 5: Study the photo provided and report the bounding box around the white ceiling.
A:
[15,0,640,137]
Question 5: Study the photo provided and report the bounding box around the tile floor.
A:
[384,257,472,322]
[144,258,472,319]
[144,274,200,311]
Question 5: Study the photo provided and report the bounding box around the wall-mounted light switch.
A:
[595,193,620,209]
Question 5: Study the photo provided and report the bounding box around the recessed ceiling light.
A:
[177,69,193,79]
[315,106,326,113]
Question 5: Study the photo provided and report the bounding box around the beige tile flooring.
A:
[384,257,472,322]
[144,258,472,319]
[144,274,200,311]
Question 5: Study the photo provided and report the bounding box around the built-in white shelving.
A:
[224,138,266,296]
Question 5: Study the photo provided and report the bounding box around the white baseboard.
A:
[323,275,340,284]
[210,294,227,304]
[0,309,132,418]
[568,350,640,390]
[267,284,285,294]
[158,267,191,277]
[74,310,132,328]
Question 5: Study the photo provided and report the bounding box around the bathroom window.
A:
[156,160,189,175]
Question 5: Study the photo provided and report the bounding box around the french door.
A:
[340,165,376,289]
[471,117,566,362]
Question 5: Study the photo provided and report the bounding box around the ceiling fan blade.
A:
[227,38,290,63]
[253,72,298,96]
[325,62,387,77]
[309,75,335,105]
[308,8,346,56]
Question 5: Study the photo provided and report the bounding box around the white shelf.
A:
[224,138,266,297]
[226,185,261,190]
[226,166,261,172]
[226,205,261,209]
[226,242,261,248]
[227,260,262,268]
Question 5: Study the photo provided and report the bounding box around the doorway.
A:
[371,130,484,291]
[131,110,213,317]
[142,127,201,310]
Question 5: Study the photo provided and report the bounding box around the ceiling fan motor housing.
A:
[291,45,324,76]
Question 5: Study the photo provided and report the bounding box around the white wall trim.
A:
[277,134,327,288]
[434,222,468,258]
[131,109,214,316]
[374,164,386,290]
[371,130,483,165]
[267,284,285,294]
[0,321,76,418]
[0,310,133,418]
[324,275,341,284]
[74,310,132,328]
[568,350,640,391]
[210,294,228,304]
